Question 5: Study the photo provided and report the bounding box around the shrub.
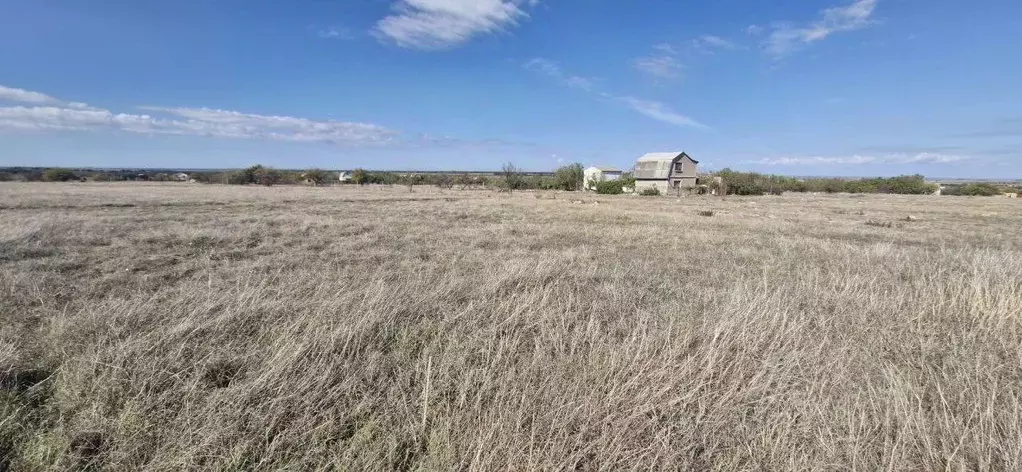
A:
[303,169,330,186]
[698,210,714,217]
[253,167,281,186]
[227,165,268,185]
[873,175,936,195]
[350,169,368,185]
[639,187,661,196]
[945,183,1002,196]
[553,163,585,191]
[595,180,623,195]
[42,168,77,182]
[501,163,523,193]
[618,173,636,190]
[226,171,251,185]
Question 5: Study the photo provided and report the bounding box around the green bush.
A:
[253,167,281,186]
[349,169,368,185]
[42,168,78,182]
[595,180,623,195]
[945,183,1002,196]
[554,163,584,191]
[639,186,661,196]
[618,174,636,189]
[303,169,330,186]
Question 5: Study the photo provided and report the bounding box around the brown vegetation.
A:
[2,182,1022,470]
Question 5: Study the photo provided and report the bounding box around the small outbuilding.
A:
[338,171,351,182]
[583,166,623,190]
[633,152,699,193]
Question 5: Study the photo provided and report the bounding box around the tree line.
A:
[10,165,1019,196]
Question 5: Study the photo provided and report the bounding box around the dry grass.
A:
[2,182,1022,470]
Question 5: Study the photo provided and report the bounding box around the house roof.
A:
[633,152,699,180]
[636,152,699,164]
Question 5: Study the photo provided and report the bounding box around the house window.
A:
[674,162,684,174]
[672,180,680,188]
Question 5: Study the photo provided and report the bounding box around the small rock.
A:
[904,215,918,222]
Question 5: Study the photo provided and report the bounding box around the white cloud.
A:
[746,152,968,166]
[522,58,594,91]
[0,85,398,146]
[652,43,677,55]
[633,35,741,81]
[374,0,538,50]
[693,35,743,52]
[0,85,61,105]
[746,25,764,35]
[0,85,103,111]
[524,58,708,131]
[633,43,684,81]
[765,0,879,57]
[633,55,682,80]
[615,97,708,131]
[318,27,353,40]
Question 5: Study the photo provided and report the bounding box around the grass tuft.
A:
[1,182,1022,469]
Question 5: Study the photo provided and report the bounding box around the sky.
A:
[1,0,1021,177]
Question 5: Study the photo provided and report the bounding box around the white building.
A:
[583,166,623,190]
[338,171,351,182]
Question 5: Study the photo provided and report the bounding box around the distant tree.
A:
[303,169,330,186]
[945,183,1002,196]
[435,173,453,190]
[455,173,475,190]
[553,163,585,191]
[89,173,116,182]
[42,168,77,182]
[253,167,281,186]
[501,162,523,193]
[351,168,368,186]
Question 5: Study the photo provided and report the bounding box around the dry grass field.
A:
[2,182,1021,471]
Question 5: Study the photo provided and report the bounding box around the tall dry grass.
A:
[1,182,1022,470]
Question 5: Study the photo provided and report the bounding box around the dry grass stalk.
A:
[1,182,1022,470]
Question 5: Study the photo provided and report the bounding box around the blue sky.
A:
[1,0,1020,177]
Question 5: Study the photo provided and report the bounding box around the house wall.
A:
[668,155,698,180]
[635,180,673,194]
[636,177,698,194]
[584,169,623,190]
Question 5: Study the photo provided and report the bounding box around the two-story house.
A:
[633,152,699,193]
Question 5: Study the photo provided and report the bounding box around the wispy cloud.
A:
[523,58,595,91]
[634,35,743,81]
[0,84,97,110]
[317,26,353,40]
[374,0,538,50]
[615,97,708,131]
[0,85,61,105]
[632,55,683,81]
[0,85,398,146]
[633,43,684,81]
[524,58,708,130]
[765,0,879,58]
[693,35,744,52]
[746,152,968,166]
[746,25,764,36]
